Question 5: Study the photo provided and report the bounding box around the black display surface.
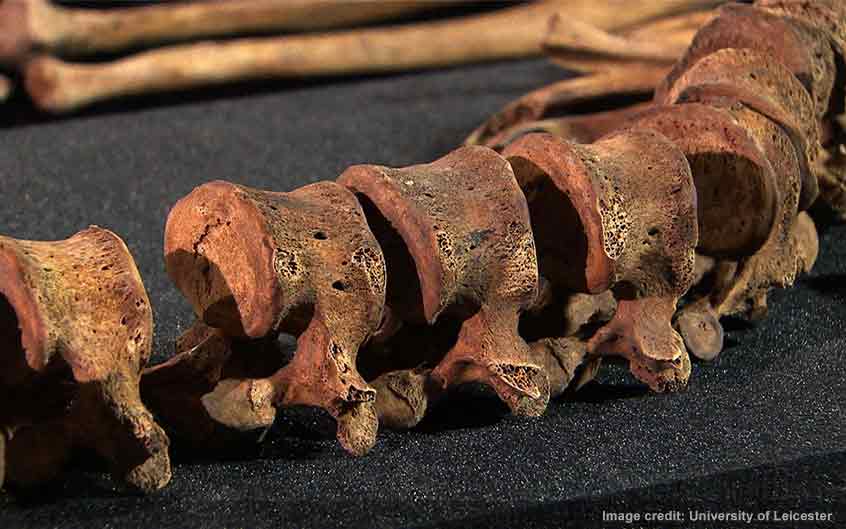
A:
[0,56,844,528]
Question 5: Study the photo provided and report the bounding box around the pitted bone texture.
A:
[338,145,548,428]
[163,180,386,456]
[0,0,843,498]
[457,0,837,365]
[0,227,171,492]
[503,131,698,393]
[128,0,846,450]
[644,1,838,360]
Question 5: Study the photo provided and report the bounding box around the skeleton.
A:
[5,0,722,113]
[0,0,840,490]
[469,0,838,360]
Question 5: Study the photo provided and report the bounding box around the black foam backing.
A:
[1,54,844,528]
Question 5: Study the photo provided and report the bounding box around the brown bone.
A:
[817,145,846,219]
[757,1,846,51]
[163,180,386,456]
[364,291,610,425]
[658,47,821,210]
[0,227,171,492]
[140,321,289,451]
[504,131,698,392]
[464,7,720,148]
[0,0,443,66]
[339,145,548,428]
[678,102,816,359]
[20,0,725,114]
[543,10,714,73]
[756,0,846,218]
[620,103,779,258]
[464,66,670,148]
[529,336,599,398]
[484,101,656,151]
[522,277,617,343]
[618,102,788,359]
[654,3,836,117]
[675,103,810,359]
[522,289,615,398]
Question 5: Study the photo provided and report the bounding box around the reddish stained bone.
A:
[659,47,821,211]
[163,180,386,456]
[141,321,287,450]
[617,102,784,358]
[339,146,548,427]
[141,322,231,448]
[0,227,170,492]
[522,279,617,341]
[464,66,671,148]
[619,103,778,258]
[356,319,459,430]
[645,5,836,359]
[719,105,804,310]
[504,131,698,392]
[473,11,718,150]
[485,101,655,152]
[677,212,818,360]
[817,145,846,219]
[654,3,836,117]
[758,1,846,51]
[560,291,617,338]
[529,337,598,398]
[674,104,809,359]
[755,0,846,218]
[362,287,609,420]
[792,211,820,273]
[522,290,615,397]
[465,7,720,148]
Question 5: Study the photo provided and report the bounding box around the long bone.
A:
[503,130,698,392]
[0,0,443,65]
[464,8,719,148]
[20,0,724,114]
[338,146,548,429]
[542,10,714,73]
[0,227,171,492]
[163,180,386,456]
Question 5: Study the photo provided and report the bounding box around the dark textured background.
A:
[1,14,845,527]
